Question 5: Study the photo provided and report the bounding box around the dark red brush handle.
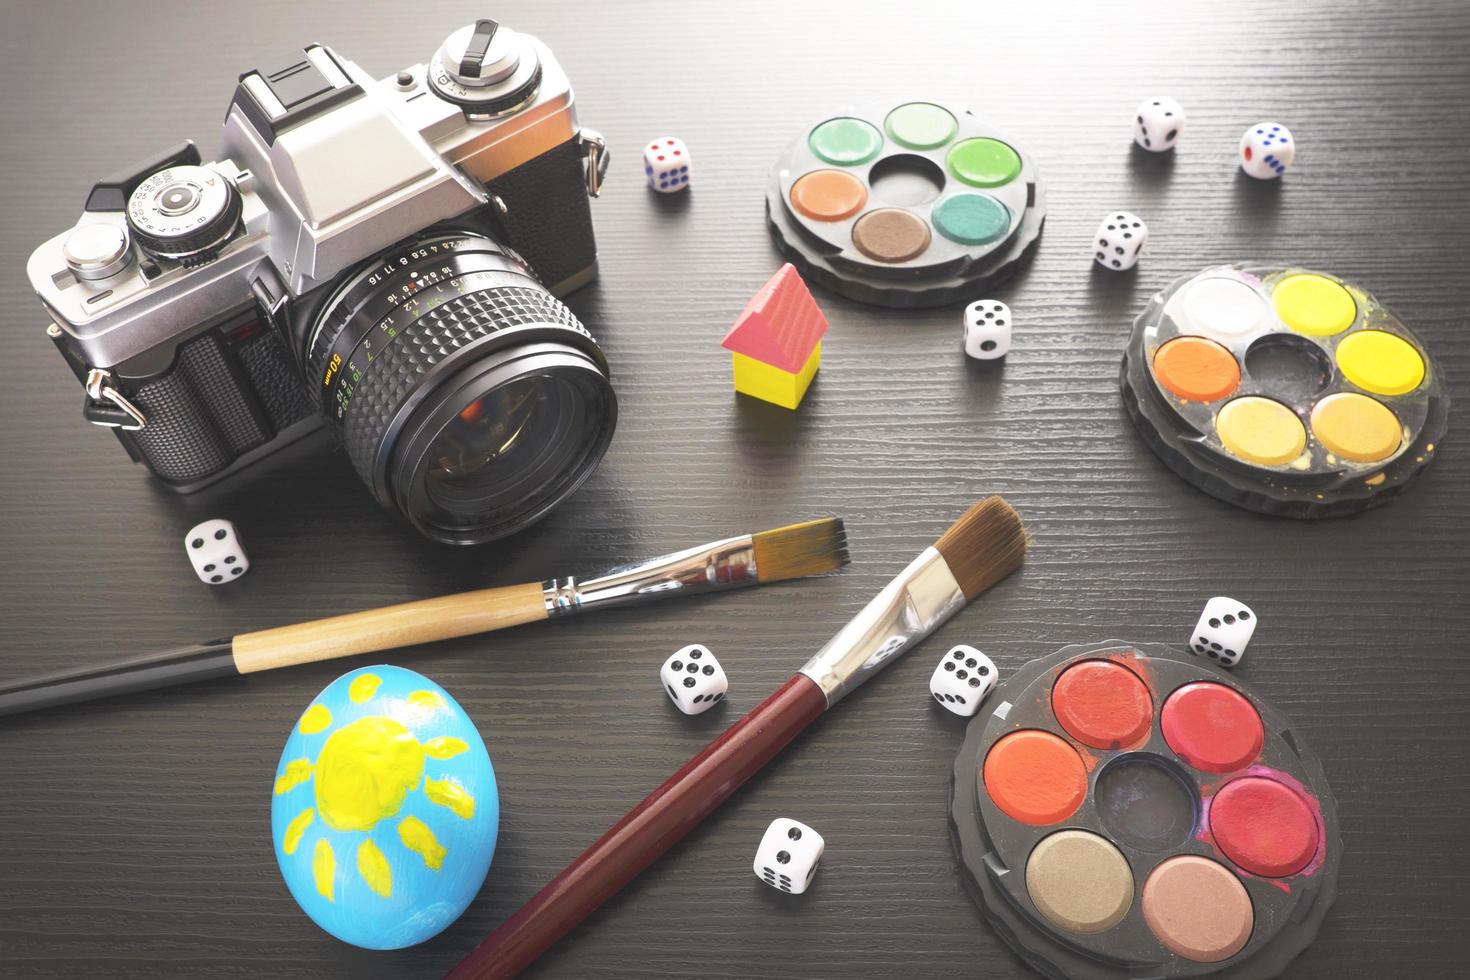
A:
[446,674,829,980]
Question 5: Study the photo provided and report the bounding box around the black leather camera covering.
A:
[122,327,313,483]
[486,137,597,293]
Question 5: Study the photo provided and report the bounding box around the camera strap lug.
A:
[83,369,147,431]
[578,128,610,198]
[250,269,290,337]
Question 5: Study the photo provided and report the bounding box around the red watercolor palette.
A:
[950,641,1339,979]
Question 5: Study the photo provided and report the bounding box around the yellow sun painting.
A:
[271,666,498,949]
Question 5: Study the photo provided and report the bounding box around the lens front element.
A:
[401,355,614,542]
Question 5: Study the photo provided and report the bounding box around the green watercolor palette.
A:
[766,100,1046,308]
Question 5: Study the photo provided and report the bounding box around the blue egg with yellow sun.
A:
[271,666,498,949]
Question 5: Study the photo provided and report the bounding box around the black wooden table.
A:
[1,1,1466,977]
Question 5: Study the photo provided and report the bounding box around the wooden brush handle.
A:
[446,674,829,980]
[231,581,548,673]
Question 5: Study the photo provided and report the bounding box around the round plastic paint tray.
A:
[950,641,1341,980]
[766,100,1046,308]
[1122,264,1448,517]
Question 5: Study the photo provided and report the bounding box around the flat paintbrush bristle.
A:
[933,497,1028,600]
[752,518,850,583]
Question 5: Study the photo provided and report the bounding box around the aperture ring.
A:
[304,236,533,385]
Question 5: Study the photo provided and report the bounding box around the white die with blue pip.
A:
[1189,596,1257,668]
[643,136,691,193]
[660,643,727,714]
[753,817,824,895]
[1239,123,1294,179]
[1132,96,1185,152]
[929,644,998,717]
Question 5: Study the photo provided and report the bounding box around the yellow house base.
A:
[730,344,821,410]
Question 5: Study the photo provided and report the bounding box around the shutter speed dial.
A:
[126,165,241,266]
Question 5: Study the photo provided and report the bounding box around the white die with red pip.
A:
[1239,123,1294,179]
[643,136,691,193]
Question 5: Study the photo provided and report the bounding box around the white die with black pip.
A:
[660,643,727,714]
[753,817,824,895]
[930,644,998,717]
[1094,211,1148,271]
[1190,597,1257,668]
[1133,96,1185,152]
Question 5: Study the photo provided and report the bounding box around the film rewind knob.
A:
[427,20,542,116]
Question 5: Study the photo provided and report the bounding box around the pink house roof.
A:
[720,263,829,373]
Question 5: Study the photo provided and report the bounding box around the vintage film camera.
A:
[27,19,616,544]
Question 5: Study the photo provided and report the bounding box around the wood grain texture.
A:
[232,582,549,673]
[449,675,829,979]
[0,1,1466,978]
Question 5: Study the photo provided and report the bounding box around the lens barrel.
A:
[303,234,616,544]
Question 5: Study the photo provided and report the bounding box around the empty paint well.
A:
[1051,659,1153,749]
[1153,336,1240,402]
[1143,855,1254,962]
[1243,332,1334,401]
[789,169,868,221]
[983,729,1087,825]
[1025,830,1134,935]
[868,153,945,206]
[808,117,884,166]
[1094,754,1199,852]
[1161,682,1264,773]
[1210,775,1321,877]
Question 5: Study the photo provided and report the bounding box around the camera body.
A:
[27,20,615,543]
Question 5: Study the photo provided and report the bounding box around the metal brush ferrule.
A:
[542,534,757,616]
[798,546,966,706]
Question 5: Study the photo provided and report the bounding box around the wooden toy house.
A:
[720,263,829,410]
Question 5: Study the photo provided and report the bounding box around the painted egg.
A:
[271,666,498,949]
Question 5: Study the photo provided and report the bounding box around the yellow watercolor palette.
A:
[765,100,1046,308]
[1121,265,1448,517]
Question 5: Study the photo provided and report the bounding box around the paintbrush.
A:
[445,497,1026,980]
[0,519,848,718]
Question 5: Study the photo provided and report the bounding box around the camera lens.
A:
[303,234,616,544]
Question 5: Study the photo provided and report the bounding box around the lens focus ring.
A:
[340,285,589,489]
